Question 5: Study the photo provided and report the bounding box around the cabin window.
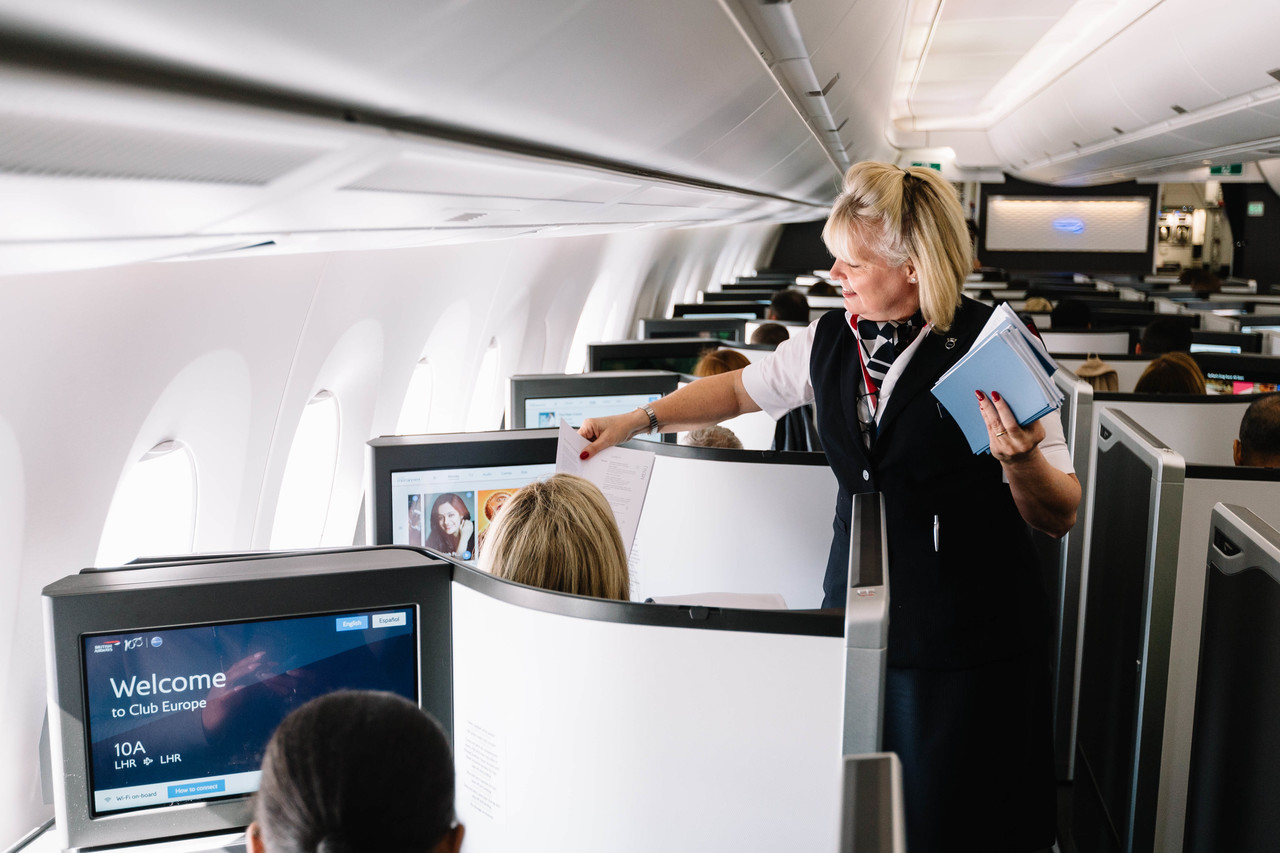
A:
[466,338,503,431]
[96,441,196,566]
[270,390,340,549]
[396,357,434,435]
[566,274,620,373]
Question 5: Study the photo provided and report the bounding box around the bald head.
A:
[1235,393,1280,467]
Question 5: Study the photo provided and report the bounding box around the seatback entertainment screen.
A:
[391,463,557,559]
[82,607,417,815]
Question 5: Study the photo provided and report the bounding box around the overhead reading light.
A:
[1113,127,1125,135]
[1171,105,1188,114]
[1268,68,1280,83]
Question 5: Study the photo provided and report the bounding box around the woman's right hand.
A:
[578,408,649,460]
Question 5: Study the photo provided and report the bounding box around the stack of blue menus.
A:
[931,303,1064,454]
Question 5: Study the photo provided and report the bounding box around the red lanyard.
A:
[847,313,880,409]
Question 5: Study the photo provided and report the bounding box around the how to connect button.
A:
[168,779,225,798]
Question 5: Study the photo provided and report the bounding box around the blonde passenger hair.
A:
[478,473,630,601]
[822,162,972,331]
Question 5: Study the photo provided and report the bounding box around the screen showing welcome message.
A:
[82,608,417,815]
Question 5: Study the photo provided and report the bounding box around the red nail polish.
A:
[974,390,985,401]
[991,391,1002,402]
[579,451,589,461]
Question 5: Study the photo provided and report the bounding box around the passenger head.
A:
[478,473,630,600]
[767,289,810,323]
[1133,351,1206,395]
[1181,267,1223,295]
[822,162,971,331]
[681,425,743,450]
[750,322,791,347]
[251,691,463,853]
[806,279,838,297]
[1050,298,1091,329]
[431,493,470,537]
[693,347,751,377]
[1234,393,1280,467]
[1137,317,1193,355]
[1022,296,1054,314]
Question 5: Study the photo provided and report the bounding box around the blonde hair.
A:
[478,473,630,601]
[681,425,744,450]
[822,162,972,331]
[693,348,750,377]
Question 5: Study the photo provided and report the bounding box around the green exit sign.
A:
[1209,163,1243,176]
[910,161,942,171]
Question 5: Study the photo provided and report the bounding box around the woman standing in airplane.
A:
[579,162,1079,852]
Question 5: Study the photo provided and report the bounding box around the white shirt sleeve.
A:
[740,319,819,420]
[1036,408,1074,474]
[741,313,1076,476]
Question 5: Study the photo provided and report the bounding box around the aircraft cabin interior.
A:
[4,0,1280,851]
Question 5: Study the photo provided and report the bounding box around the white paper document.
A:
[555,420,655,555]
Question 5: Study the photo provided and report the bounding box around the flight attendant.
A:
[580,161,1080,851]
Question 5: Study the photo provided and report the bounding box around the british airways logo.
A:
[1052,217,1086,234]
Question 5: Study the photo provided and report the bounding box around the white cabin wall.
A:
[0,218,780,844]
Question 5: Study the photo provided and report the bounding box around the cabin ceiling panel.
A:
[1249,98,1280,121]
[689,95,825,185]
[1171,109,1280,149]
[0,0,839,205]
[1170,0,1280,98]
[341,150,640,204]
[0,174,265,240]
[986,0,1280,183]
[1106,16,1224,123]
[468,3,779,176]
[817,26,904,163]
[928,18,1061,54]
[808,0,905,90]
[791,0,871,59]
[749,136,841,200]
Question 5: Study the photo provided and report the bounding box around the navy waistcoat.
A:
[810,297,1050,669]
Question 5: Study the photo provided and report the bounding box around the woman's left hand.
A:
[975,388,1080,538]
[975,389,1043,463]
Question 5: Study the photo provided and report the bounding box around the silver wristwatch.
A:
[639,403,659,435]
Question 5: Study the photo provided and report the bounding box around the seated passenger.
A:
[251,690,463,853]
[478,473,630,600]
[807,279,838,297]
[1050,298,1091,329]
[1073,354,1119,393]
[750,322,791,347]
[1133,351,1206,395]
[1137,317,1193,355]
[693,348,751,377]
[1181,267,1223,295]
[1234,392,1280,467]
[681,425,743,450]
[768,289,810,322]
[1022,296,1054,314]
